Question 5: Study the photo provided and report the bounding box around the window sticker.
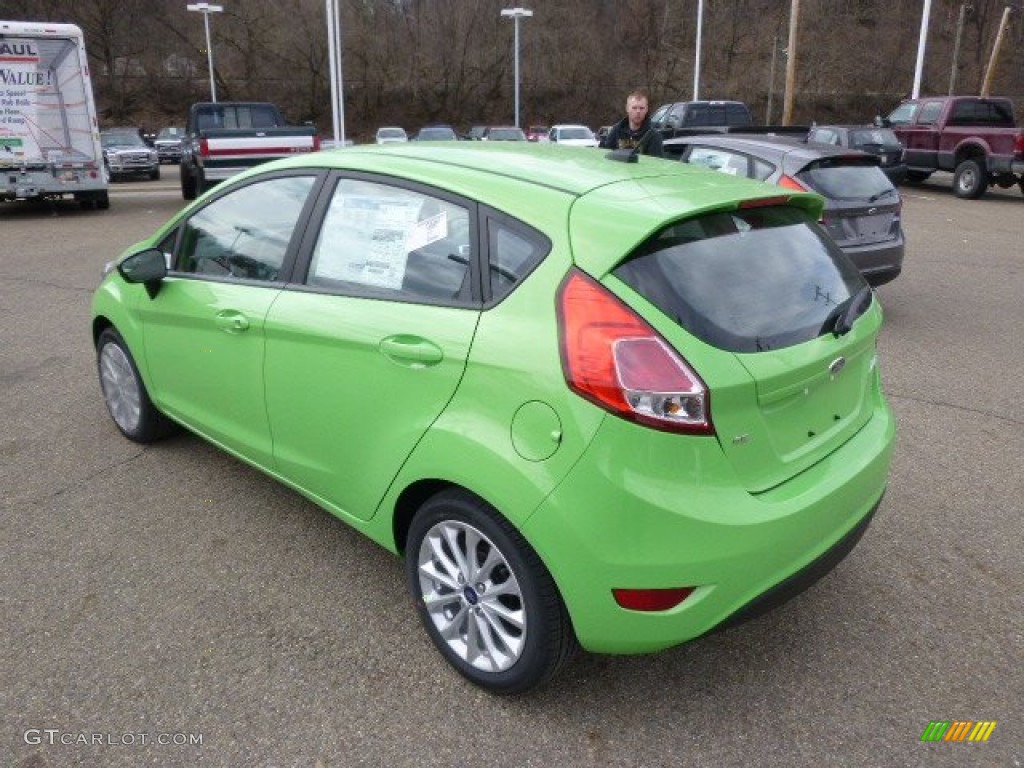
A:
[407,210,448,251]
[314,194,423,289]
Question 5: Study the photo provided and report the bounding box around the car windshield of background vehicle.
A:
[797,163,894,201]
[308,178,471,303]
[848,129,902,150]
[613,206,864,353]
[175,175,316,281]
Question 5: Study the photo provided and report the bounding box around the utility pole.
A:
[949,4,968,95]
[980,4,1016,97]
[766,36,779,124]
[782,0,799,126]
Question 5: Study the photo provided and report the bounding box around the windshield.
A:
[419,127,456,140]
[378,128,406,139]
[157,128,183,140]
[560,127,594,140]
[488,128,526,140]
[102,132,145,147]
[848,129,901,150]
[613,206,866,353]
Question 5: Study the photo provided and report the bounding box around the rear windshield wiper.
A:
[868,187,898,202]
[820,285,873,337]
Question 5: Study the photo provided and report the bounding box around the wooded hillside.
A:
[4,0,1022,140]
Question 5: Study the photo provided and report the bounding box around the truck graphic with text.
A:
[1,20,109,209]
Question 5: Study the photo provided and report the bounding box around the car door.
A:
[263,174,480,521]
[902,100,943,168]
[139,173,320,466]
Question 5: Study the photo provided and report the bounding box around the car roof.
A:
[665,132,874,161]
[245,143,822,276]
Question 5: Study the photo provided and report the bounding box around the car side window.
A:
[917,101,943,125]
[687,147,748,177]
[307,177,472,303]
[486,216,548,303]
[751,158,775,181]
[809,128,839,145]
[175,175,316,281]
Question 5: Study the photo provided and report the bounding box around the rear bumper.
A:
[521,395,895,655]
[842,234,904,287]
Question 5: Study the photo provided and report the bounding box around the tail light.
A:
[556,269,712,435]
[1014,132,1024,160]
[778,174,807,191]
[199,138,209,157]
[312,135,321,151]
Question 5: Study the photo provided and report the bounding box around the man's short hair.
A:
[627,88,651,104]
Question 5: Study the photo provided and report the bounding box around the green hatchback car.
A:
[91,143,895,694]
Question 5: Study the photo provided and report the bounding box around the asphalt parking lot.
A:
[2,175,1022,768]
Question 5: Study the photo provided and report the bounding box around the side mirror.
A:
[118,248,167,298]
[873,115,890,128]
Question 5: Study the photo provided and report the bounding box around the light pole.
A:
[693,0,704,100]
[187,2,223,102]
[500,7,532,129]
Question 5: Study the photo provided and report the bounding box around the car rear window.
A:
[613,206,865,353]
[796,161,894,201]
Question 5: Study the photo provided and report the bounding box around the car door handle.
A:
[215,310,250,334]
[379,335,443,367]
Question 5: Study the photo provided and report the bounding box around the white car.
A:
[375,126,409,144]
[547,124,598,148]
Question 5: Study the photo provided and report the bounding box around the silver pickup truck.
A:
[179,101,319,200]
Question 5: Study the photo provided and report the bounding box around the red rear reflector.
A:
[613,587,696,612]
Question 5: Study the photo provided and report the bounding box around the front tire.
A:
[96,327,176,443]
[406,489,577,694]
[953,159,988,199]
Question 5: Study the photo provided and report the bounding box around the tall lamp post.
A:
[500,7,532,129]
[187,2,223,102]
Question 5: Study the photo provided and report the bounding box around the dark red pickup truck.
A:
[880,96,1024,199]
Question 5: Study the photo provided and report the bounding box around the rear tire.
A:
[181,164,197,200]
[95,191,110,210]
[96,327,177,443]
[953,159,987,199]
[149,166,160,181]
[406,489,577,695]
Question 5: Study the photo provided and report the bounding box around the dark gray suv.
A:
[664,133,904,287]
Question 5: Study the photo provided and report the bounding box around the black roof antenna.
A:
[606,128,654,163]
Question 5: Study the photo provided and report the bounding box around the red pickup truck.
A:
[879,96,1024,199]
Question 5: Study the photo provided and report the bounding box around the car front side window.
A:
[307,177,472,304]
[175,175,317,282]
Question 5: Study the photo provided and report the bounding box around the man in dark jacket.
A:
[599,88,664,158]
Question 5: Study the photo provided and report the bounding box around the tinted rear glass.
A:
[613,206,865,353]
[796,162,894,201]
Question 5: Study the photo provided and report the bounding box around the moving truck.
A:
[0,20,109,209]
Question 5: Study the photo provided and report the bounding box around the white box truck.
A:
[1,20,109,209]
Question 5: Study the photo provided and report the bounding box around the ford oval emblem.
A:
[829,356,847,376]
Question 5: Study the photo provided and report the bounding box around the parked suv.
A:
[650,100,753,139]
[154,127,185,164]
[100,128,160,181]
